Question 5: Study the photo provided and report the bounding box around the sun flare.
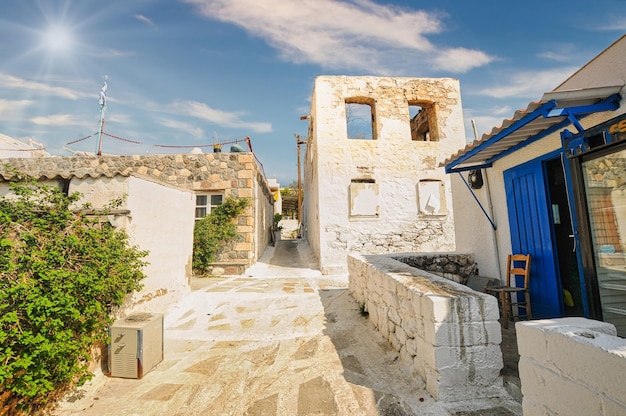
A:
[44,25,72,52]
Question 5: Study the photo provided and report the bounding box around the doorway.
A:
[545,157,584,316]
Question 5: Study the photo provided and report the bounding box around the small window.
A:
[195,193,223,219]
[346,98,376,140]
[409,102,435,141]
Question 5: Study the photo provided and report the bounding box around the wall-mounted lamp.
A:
[468,170,484,189]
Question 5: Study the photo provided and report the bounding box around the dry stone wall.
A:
[348,253,504,402]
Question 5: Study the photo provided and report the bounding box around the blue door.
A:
[504,159,563,318]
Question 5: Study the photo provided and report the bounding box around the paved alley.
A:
[53,239,521,416]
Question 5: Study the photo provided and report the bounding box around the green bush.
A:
[0,179,147,414]
[192,197,249,274]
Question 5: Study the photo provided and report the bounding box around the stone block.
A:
[402,316,423,339]
[395,325,408,345]
[388,305,402,326]
[546,328,626,400]
[424,321,502,347]
[519,358,604,416]
[405,337,417,356]
[431,344,502,371]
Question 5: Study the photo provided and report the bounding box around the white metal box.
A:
[109,313,163,379]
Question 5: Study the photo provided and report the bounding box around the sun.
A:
[44,25,73,52]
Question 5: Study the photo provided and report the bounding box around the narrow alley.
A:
[53,239,521,416]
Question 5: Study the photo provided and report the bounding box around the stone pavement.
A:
[53,239,521,416]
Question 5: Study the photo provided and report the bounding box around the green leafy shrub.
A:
[192,197,250,274]
[0,179,147,414]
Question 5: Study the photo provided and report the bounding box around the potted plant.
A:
[273,213,283,242]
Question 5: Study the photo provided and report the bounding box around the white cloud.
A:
[0,73,89,99]
[171,100,272,133]
[183,0,492,73]
[30,114,82,126]
[134,14,156,27]
[432,47,494,73]
[478,67,578,99]
[0,99,34,120]
[160,118,204,138]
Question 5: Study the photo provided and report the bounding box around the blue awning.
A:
[443,85,623,173]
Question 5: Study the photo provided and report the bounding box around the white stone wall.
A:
[348,253,504,401]
[306,76,467,274]
[517,318,626,415]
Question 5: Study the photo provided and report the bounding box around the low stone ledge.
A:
[348,253,504,402]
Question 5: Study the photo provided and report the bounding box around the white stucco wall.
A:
[125,176,194,312]
[305,76,466,274]
[71,175,195,313]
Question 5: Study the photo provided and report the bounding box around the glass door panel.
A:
[582,148,626,336]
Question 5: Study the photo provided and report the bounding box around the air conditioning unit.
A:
[109,313,163,379]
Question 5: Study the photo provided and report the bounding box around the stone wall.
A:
[392,253,476,284]
[348,253,504,401]
[0,153,274,271]
[517,318,626,415]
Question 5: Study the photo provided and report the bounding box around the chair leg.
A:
[500,290,509,329]
[525,291,532,320]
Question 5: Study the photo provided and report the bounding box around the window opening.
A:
[409,103,433,141]
[350,179,379,217]
[346,99,375,140]
[195,193,223,220]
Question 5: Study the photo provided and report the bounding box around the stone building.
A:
[303,76,467,274]
[0,152,274,311]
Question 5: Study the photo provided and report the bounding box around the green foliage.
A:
[0,179,147,413]
[192,197,250,274]
[273,212,283,230]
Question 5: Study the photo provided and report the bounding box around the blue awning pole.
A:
[457,172,497,231]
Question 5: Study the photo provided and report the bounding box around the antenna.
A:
[96,76,108,156]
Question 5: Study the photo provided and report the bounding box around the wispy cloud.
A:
[478,67,578,99]
[0,99,34,120]
[134,14,156,27]
[171,100,272,133]
[30,114,84,126]
[160,118,204,138]
[0,73,90,100]
[183,0,494,73]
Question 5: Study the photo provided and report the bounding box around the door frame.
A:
[504,149,585,318]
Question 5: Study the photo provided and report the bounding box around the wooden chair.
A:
[485,254,532,329]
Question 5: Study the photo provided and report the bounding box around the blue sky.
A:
[1,0,625,185]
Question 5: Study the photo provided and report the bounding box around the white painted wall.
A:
[306,76,466,274]
[125,176,194,312]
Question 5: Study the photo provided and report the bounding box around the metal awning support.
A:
[457,172,497,231]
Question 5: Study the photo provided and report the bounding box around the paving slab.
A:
[52,239,521,416]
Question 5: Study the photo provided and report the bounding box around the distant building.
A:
[0,133,47,158]
[303,76,466,274]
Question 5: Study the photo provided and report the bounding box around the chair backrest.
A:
[505,254,532,288]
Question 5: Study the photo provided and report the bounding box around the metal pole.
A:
[96,76,108,156]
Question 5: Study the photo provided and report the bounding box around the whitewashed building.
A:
[303,76,467,274]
